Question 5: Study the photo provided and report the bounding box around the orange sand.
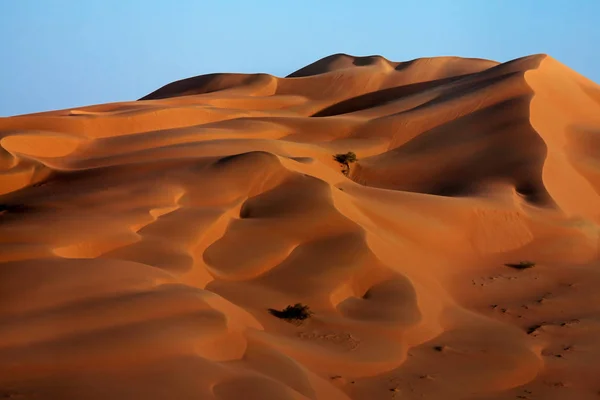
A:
[0,53,599,399]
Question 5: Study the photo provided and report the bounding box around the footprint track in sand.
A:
[297,331,361,351]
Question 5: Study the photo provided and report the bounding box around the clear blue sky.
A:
[1,0,599,116]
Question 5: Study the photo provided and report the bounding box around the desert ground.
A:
[0,53,599,399]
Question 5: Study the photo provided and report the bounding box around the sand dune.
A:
[0,53,599,399]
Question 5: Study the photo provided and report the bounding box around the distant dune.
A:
[0,53,599,399]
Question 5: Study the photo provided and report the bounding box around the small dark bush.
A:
[269,303,313,321]
[333,152,357,165]
[333,152,357,176]
[504,261,536,270]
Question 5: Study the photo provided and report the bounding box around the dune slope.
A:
[0,53,599,400]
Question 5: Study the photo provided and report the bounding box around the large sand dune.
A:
[1,53,599,399]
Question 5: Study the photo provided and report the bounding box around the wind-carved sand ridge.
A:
[0,53,599,399]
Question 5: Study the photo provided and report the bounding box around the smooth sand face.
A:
[0,53,599,399]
